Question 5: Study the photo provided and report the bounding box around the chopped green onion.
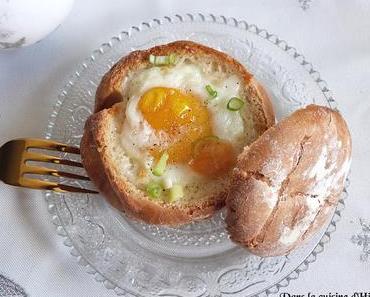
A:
[152,152,169,176]
[205,84,217,98]
[149,54,177,66]
[169,184,184,202]
[146,182,162,199]
[168,53,176,64]
[227,97,244,111]
[162,177,173,189]
[149,54,155,64]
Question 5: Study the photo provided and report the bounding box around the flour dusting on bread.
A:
[226,104,352,256]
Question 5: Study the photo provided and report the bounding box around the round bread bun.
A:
[80,40,275,225]
[226,104,352,256]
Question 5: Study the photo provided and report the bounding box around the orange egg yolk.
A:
[138,87,236,177]
[189,137,237,177]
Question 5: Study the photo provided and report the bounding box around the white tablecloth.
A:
[0,0,369,296]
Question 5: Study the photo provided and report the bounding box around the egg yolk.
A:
[139,87,236,177]
[189,137,236,177]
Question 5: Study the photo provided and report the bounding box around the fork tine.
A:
[23,138,80,154]
[24,151,83,168]
[23,165,90,181]
[53,184,99,194]
[19,177,98,194]
[0,138,99,194]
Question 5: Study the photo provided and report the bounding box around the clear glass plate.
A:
[44,13,348,297]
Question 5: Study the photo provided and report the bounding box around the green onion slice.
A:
[149,54,176,66]
[205,84,217,98]
[227,97,244,111]
[152,152,169,176]
[162,177,173,189]
[169,184,184,202]
[146,182,162,199]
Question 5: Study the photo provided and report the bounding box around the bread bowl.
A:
[80,40,275,225]
[226,104,352,256]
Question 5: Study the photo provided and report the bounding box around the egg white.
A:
[120,62,246,187]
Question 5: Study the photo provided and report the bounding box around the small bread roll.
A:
[226,105,352,256]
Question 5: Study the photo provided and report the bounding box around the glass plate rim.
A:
[43,13,349,296]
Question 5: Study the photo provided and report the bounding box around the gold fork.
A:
[0,138,98,193]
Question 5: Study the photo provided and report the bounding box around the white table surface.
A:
[1,0,369,296]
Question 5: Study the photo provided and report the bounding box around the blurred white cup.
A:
[0,0,74,49]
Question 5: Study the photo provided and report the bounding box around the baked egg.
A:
[118,55,253,202]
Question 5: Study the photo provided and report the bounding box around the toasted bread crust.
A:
[80,117,124,211]
[226,105,352,256]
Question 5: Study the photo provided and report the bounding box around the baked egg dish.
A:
[81,40,275,225]
[120,60,256,200]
